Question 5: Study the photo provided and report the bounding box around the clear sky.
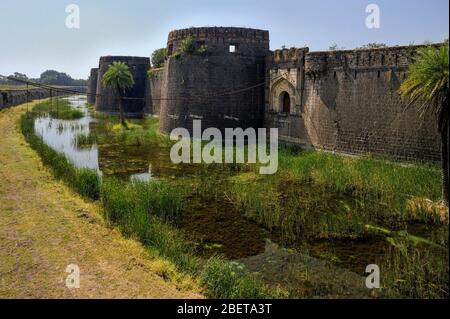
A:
[0,0,448,79]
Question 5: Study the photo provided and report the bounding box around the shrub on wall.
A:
[151,48,168,68]
[171,36,208,60]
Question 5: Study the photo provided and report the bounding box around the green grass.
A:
[101,178,182,225]
[74,169,101,199]
[230,174,388,241]
[95,115,172,147]
[226,147,444,242]
[101,178,198,272]
[33,98,84,120]
[380,237,449,299]
[200,256,275,299]
[99,178,274,298]
[20,111,100,200]
[74,132,97,148]
[277,148,441,200]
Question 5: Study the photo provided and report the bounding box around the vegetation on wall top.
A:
[151,48,168,69]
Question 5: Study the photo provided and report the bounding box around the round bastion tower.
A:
[95,56,150,117]
[159,27,270,134]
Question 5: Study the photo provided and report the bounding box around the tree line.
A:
[0,70,87,86]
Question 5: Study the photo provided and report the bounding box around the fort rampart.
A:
[265,45,441,162]
[90,27,442,163]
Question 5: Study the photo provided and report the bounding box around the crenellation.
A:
[167,27,270,57]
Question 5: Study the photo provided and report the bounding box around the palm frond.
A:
[102,61,135,93]
[399,44,449,128]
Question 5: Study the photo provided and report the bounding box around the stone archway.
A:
[270,77,296,113]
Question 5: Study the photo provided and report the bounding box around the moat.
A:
[30,95,447,298]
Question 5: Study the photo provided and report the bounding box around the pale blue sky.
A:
[0,0,448,79]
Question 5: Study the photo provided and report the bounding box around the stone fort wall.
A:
[87,68,98,105]
[146,67,165,116]
[91,27,440,163]
[158,27,269,134]
[266,45,441,162]
[95,56,150,117]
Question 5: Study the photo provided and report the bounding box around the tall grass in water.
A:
[229,172,374,242]
[229,147,444,242]
[74,132,97,148]
[101,178,198,272]
[100,178,274,297]
[200,256,275,299]
[20,112,100,200]
[380,236,449,298]
[97,115,172,147]
[34,98,84,120]
[278,149,441,200]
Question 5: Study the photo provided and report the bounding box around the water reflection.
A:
[34,96,152,182]
[34,97,100,172]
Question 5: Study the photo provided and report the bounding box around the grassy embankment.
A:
[0,100,201,298]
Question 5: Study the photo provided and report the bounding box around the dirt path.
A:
[0,102,202,298]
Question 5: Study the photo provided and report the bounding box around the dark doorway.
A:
[280,91,291,113]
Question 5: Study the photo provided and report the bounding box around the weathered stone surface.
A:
[265,45,442,162]
[146,68,165,116]
[87,68,98,105]
[158,27,268,134]
[95,56,150,118]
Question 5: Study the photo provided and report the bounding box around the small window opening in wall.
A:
[333,71,337,79]
[381,54,385,65]
[377,70,381,78]
[229,44,237,53]
[354,70,357,79]
[279,91,291,114]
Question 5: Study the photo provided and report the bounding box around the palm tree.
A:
[102,61,135,127]
[399,44,449,205]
